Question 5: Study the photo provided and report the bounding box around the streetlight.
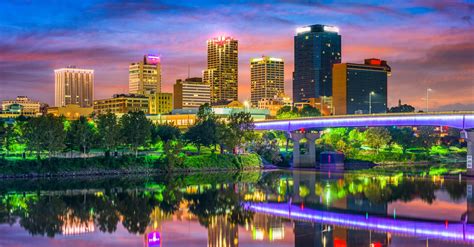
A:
[369,91,375,114]
[243,100,250,112]
[426,88,432,112]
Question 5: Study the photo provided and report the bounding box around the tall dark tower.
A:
[293,24,341,103]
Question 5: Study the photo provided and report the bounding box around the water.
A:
[0,170,472,246]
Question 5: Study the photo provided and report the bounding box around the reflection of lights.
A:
[269,227,284,241]
[252,228,265,240]
[245,203,474,243]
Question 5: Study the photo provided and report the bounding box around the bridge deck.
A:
[255,112,474,131]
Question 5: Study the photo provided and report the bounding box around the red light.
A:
[368,59,382,66]
[371,242,382,247]
[300,203,304,210]
[334,239,346,247]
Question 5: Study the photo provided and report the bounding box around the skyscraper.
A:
[332,58,391,115]
[54,66,94,107]
[293,24,341,102]
[203,36,238,105]
[250,56,285,107]
[173,77,210,109]
[129,54,161,96]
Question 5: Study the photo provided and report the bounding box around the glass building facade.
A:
[332,59,391,115]
[293,24,341,103]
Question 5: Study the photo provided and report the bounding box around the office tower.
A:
[203,36,238,105]
[54,66,94,107]
[1,96,41,116]
[149,92,173,114]
[293,24,341,102]
[250,56,285,107]
[129,54,162,96]
[332,58,391,115]
[93,94,149,115]
[173,77,211,109]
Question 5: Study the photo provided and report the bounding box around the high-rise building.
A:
[332,58,391,115]
[203,36,238,105]
[173,77,211,109]
[250,56,285,107]
[149,92,173,114]
[1,96,41,116]
[293,24,341,102]
[54,66,94,107]
[93,94,149,115]
[129,55,162,96]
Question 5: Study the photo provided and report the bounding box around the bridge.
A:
[245,202,474,244]
[254,113,474,173]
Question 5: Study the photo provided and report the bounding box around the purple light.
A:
[147,231,161,246]
[146,54,161,65]
[245,202,474,243]
[255,113,474,131]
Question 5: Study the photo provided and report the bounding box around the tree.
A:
[96,112,121,157]
[225,112,255,153]
[23,115,66,159]
[184,104,221,153]
[416,126,438,152]
[300,105,321,117]
[388,127,416,154]
[364,127,392,153]
[153,124,181,143]
[120,111,152,157]
[276,106,299,119]
[68,116,96,155]
[388,104,415,113]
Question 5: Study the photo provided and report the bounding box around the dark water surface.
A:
[0,170,472,246]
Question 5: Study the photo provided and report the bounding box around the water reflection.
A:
[0,170,472,246]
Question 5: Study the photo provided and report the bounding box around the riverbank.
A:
[0,153,262,178]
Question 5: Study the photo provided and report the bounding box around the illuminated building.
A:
[293,24,341,102]
[149,92,172,114]
[332,59,391,115]
[147,114,196,128]
[208,215,238,247]
[257,93,292,117]
[250,56,284,106]
[1,96,41,117]
[204,36,238,105]
[129,55,162,96]
[47,104,94,120]
[173,77,210,109]
[93,94,149,115]
[60,210,95,235]
[54,66,94,107]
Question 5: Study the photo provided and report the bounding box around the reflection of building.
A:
[208,215,239,247]
[333,59,391,115]
[293,24,341,102]
[129,55,162,96]
[47,104,93,120]
[252,213,285,241]
[144,207,172,247]
[54,66,94,107]
[93,94,149,115]
[1,96,41,117]
[149,92,173,114]
[204,36,238,105]
[60,210,95,235]
[250,56,284,107]
[173,77,210,109]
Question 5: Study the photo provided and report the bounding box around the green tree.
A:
[225,112,255,153]
[388,127,416,154]
[96,112,121,157]
[416,126,438,152]
[163,140,184,171]
[68,116,96,154]
[153,124,181,143]
[23,115,66,159]
[364,127,392,153]
[300,105,321,117]
[185,104,221,153]
[276,106,299,119]
[120,111,151,157]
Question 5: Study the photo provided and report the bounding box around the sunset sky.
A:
[0,0,473,110]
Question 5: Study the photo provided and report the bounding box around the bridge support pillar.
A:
[291,132,320,168]
[464,130,474,176]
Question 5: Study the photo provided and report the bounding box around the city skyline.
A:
[0,1,473,111]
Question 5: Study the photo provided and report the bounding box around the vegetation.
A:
[387,103,415,113]
[276,105,321,119]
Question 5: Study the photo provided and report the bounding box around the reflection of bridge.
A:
[246,202,474,244]
[254,113,474,171]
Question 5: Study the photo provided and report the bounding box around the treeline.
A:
[0,104,255,160]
